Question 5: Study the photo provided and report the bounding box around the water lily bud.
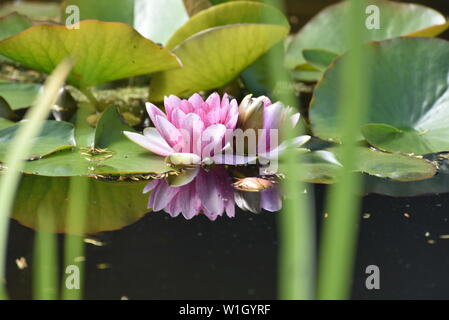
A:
[165,153,201,166]
[233,177,275,192]
[237,94,265,130]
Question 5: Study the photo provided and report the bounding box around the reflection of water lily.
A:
[144,166,235,220]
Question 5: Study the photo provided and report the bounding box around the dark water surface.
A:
[5,185,449,300]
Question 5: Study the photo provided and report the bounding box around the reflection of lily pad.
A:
[311,38,449,155]
[286,0,448,70]
[0,120,76,161]
[61,0,134,25]
[0,2,60,21]
[0,20,181,88]
[12,175,150,234]
[299,147,437,184]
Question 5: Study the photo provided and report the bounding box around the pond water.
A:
[5,184,449,299]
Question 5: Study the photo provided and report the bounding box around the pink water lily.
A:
[144,166,235,220]
[124,92,238,169]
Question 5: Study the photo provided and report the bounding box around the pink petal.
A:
[171,108,186,129]
[188,93,204,109]
[201,124,226,157]
[261,186,282,212]
[143,179,161,194]
[149,181,180,211]
[154,115,183,149]
[124,130,174,156]
[196,169,224,216]
[181,113,205,155]
[146,102,167,126]
[206,92,221,110]
[164,95,181,120]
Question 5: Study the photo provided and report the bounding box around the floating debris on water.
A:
[15,257,27,270]
[427,240,436,245]
[425,232,430,237]
[403,213,411,219]
[439,235,449,239]
[84,238,106,247]
[323,213,329,219]
[363,213,371,219]
[97,263,111,270]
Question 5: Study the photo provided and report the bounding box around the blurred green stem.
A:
[263,0,315,300]
[317,0,369,300]
[0,60,72,299]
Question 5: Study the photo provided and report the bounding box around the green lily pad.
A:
[0,12,33,41]
[299,147,436,184]
[61,0,134,25]
[0,118,14,130]
[286,0,448,70]
[0,2,60,21]
[0,82,42,110]
[364,153,449,196]
[310,38,449,154]
[0,20,181,88]
[0,120,76,161]
[302,49,339,71]
[13,175,150,234]
[21,107,172,177]
[150,23,289,101]
[166,1,289,49]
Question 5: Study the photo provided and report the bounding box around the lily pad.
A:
[299,147,436,184]
[166,1,289,49]
[302,49,339,71]
[0,2,60,21]
[0,82,42,110]
[0,12,33,41]
[150,23,289,101]
[13,175,150,234]
[0,20,181,88]
[286,0,448,70]
[0,120,76,161]
[61,0,134,25]
[310,38,449,155]
[364,153,449,196]
[21,107,172,177]
[0,118,14,130]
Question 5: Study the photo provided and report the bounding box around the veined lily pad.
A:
[299,147,436,184]
[0,120,76,161]
[150,24,289,101]
[0,82,42,110]
[166,1,289,49]
[286,0,448,72]
[0,20,181,88]
[21,107,172,177]
[310,38,449,155]
[12,175,150,234]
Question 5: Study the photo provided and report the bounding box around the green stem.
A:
[317,0,369,300]
[80,87,101,112]
[0,60,72,299]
